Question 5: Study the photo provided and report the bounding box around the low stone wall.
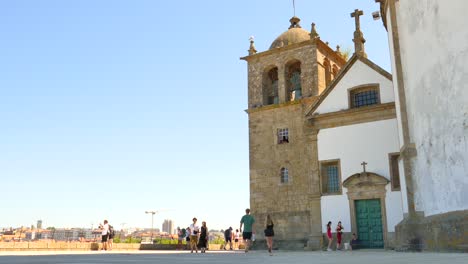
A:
[395,210,468,252]
[0,242,226,251]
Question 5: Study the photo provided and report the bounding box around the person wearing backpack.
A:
[108,224,115,250]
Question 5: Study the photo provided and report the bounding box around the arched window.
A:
[263,67,279,105]
[324,59,331,86]
[332,65,339,79]
[349,85,381,108]
[286,61,302,101]
[280,167,289,183]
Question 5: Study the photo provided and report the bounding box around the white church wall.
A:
[314,60,394,115]
[385,185,404,232]
[320,194,351,233]
[394,0,468,216]
[319,119,403,232]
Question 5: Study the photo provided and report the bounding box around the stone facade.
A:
[241,17,345,250]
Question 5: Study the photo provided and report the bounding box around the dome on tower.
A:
[269,16,310,50]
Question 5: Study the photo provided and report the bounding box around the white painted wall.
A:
[314,60,394,115]
[319,119,403,232]
[390,0,468,216]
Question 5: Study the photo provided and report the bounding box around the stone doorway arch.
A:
[343,171,390,248]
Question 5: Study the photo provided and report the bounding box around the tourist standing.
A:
[108,224,115,250]
[240,208,255,253]
[264,214,274,256]
[189,218,200,253]
[336,221,344,250]
[326,221,333,251]
[185,227,191,250]
[234,229,240,249]
[99,220,109,251]
[176,227,184,250]
[197,221,209,253]
[223,227,233,250]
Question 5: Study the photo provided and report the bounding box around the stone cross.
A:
[351,9,363,31]
[350,9,367,58]
[361,161,368,172]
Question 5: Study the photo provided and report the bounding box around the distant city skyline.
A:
[0,0,390,231]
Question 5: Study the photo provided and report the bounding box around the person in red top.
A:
[326,221,333,251]
[336,221,344,250]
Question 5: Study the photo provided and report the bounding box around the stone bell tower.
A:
[241,16,346,250]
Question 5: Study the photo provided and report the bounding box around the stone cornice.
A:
[240,38,347,66]
[308,102,396,129]
[245,97,317,114]
[240,39,315,62]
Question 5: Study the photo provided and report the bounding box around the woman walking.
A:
[264,214,275,256]
[197,221,209,253]
[326,221,333,251]
[336,221,344,250]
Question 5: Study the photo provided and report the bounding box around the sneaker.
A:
[327,248,332,251]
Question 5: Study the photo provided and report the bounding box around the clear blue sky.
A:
[0,0,390,231]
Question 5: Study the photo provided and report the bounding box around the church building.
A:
[242,10,404,249]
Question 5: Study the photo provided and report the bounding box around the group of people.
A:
[99,208,276,255]
[326,221,357,251]
[99,219,115,251]
[174,208,266,254]
[222,226,241,250]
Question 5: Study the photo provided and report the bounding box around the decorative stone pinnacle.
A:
[335,45,342,56]
[310,22,319,39]
[248,36,257,55]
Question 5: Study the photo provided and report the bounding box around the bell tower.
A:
[241,16,346,250]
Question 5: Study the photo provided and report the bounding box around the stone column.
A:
[304,127,323,249]
[278,64,287,103]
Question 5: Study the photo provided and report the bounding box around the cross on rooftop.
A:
[361,161,368,172]
[351,9,364,31]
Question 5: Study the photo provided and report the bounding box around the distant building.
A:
[162,220,174,235]
[37,220,42,230]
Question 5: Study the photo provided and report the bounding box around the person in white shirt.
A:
[100,220,109,251]
[234,229,240,249]
[189,217,200,253]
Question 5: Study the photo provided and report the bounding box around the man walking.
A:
[240,208,255,253]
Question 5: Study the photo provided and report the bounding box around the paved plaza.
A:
[0,250,466,264]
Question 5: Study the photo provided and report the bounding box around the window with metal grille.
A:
[327,165,339,193]
[277,128,289,144]
[280,168,289,183]
[351,89,379,108]
[321,160,341,195]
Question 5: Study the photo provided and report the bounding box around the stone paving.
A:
[0,250,466,264]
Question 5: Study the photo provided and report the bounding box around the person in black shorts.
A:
[223,227,233,250]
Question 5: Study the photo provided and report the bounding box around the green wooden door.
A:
[355,199,384,248]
